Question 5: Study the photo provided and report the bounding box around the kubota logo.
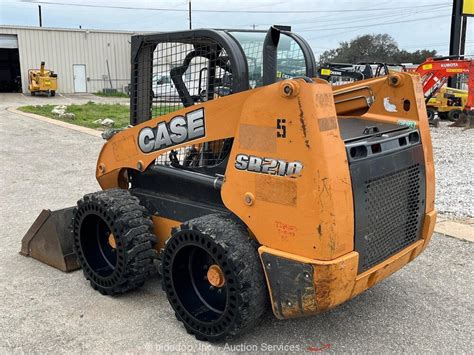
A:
[440,63,459,68]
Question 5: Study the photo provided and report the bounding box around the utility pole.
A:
[460,16,467,56]
[188,0,192,30]
[448,0,463,88]
[38,5,42,27]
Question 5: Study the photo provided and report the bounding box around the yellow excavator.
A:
[28,61,58,96]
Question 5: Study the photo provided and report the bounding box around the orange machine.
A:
[22,26,436,342]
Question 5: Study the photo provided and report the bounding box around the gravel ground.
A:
[430,122,473,218]
[0,94,473,352]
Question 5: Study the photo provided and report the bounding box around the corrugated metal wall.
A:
[0,26,134,93]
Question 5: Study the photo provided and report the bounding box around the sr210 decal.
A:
[235,154,303,176]
[138,108,205,153]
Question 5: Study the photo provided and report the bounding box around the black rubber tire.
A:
[50,90,56,97]
[426,107,436,121]
[161,214,268,342]
[72,188,157,295]
[31,91,36,96]
[438,112,448,120]
[448,109,462,122]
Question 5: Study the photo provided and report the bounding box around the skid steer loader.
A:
[21,26,436,341]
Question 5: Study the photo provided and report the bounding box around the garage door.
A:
[0,34,18,49]
[0,34,21,92]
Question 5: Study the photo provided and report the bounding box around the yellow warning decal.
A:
[446,69,464,73]
[422,64,433,70]
[320,68,331,76]
[463,0,474,16]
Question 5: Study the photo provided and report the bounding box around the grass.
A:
[19,102,130,129]
[18,102,184,130]
[94,91,129,98]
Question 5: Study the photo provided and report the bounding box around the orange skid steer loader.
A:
[21,26,436,341]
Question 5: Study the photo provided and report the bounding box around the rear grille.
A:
[349,143,426,274]
[363,164,422,271]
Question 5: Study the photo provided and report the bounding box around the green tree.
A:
[393,49,438,64]
[319,34,437,64]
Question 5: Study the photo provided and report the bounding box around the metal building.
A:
[0,25,136,94]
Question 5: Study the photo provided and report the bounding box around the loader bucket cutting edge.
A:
[20,207,80,272]
[449,111,474,129]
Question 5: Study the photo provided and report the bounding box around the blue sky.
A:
[1,0,473,58]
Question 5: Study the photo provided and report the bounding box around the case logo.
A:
[235,154,303,177]
[138,108,205,153]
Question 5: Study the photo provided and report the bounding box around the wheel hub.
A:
[207,264,225,288]
[108,233,116,249]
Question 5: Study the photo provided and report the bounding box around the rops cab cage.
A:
[130,25,316,125]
